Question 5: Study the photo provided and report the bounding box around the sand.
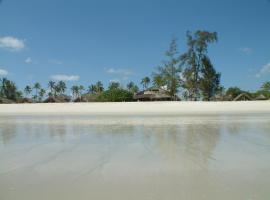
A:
[0,101,269,116]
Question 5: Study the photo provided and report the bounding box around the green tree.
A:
[97,88,133,102]
[155,38,182,100]
[141,77,150,90]
[96,81,104,93]
[261,81,270,91]
[71,85,79,99]
[226,87,242,99]
[88,84,97,94]
[33,82,41,101]
[48,81,56,96]
[200,57,221,101]
[79,85,84,97]
[57,81,66,95]
[126,81,139,93]
[24,85,32,98]
[38,88,46,102]
[152,74,165,88]
[180,30,218,100]
[0,78,21,101]
[108,81,120,90]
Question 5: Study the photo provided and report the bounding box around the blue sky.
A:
[0,0,270,92]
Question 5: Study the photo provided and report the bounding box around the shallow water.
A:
[0,114,270,200]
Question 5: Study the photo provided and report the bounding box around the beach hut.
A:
[134,87,175,101]
[233,93,252,101]
[255,94,268,101]
[43,96,61,103]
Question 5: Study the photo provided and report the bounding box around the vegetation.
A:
[0,30,269,103]
[154,38,182,100]
[180,31,218,100]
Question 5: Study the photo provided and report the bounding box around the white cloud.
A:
[0,36,25,51]
[240,47,253,55]
[50,74,80,81]
[0,68,8,76]
[255,63,270,78]
[25,57,32,64]
[48,59,63,65]
[105,68,134,76]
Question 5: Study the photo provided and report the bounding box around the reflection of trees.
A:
[184,123,221,164]
[0,121,17,145]
[141,122,221,167]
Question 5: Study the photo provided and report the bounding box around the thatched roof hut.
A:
[134,87,174,101]
[73,97,87,102]
[233,93,252,101]
[18,98,33,103]
[43,96,61,103]
[255,94,268,100]
[0,97,14,104]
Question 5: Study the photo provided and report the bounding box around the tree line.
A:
[1,30,270,103]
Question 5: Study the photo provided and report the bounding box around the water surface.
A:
[0,114,270,200]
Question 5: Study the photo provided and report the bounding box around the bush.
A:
[97,89,134,102]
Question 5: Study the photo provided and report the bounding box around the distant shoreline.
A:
[0,101,269,116]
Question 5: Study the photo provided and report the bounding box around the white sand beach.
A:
[0,101,269,116]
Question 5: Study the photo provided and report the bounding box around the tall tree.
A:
[141,77,150,90]
[79,85,84,97]
[109,82,120,90]
[180,30,218,100]
[24,85,32,98]
[71,85,79,99]
[152,74,165,88]
[38,88,46,102]
[95,81,104,93]
[155,38,182,99]
[48,81,56,96]
[261,81,270,91]
[126,81,139,93]
[200,57,221,101]
[0,78,21,101]
[33,82,41,101]
[57,81,66,95]
[88,84,97,94]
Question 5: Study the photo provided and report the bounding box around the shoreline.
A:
[0,101,269,116]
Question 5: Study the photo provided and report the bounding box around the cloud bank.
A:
[0,68,8,76]
[255,62,270,78]
[50,74,80,81]
[0,36,25,51]
[240,47,253,55]
[25,57,32,64]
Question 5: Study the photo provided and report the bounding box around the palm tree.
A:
[0,78,20,100]
[96,81,104,93]
[48,81,56,96]
[71,85,79,99]
[38,88,46,102]
[88,84,97,94]
[24,85,32,98]
[141,76,150,90]
[57,81,66,95]
[108,82,120,90]
[261,82,270,91]
[127,81,135,91]
[79,85,84,97]
[33,82,41,101]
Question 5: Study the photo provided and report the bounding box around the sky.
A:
[0,0,270,92]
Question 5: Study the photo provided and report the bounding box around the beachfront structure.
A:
[134,87,174,101]
[255,94,268,101]
[233,93,252,101]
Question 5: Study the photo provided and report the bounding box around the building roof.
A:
[233,93,252,101]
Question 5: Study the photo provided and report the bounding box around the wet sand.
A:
[0,114,270,200]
